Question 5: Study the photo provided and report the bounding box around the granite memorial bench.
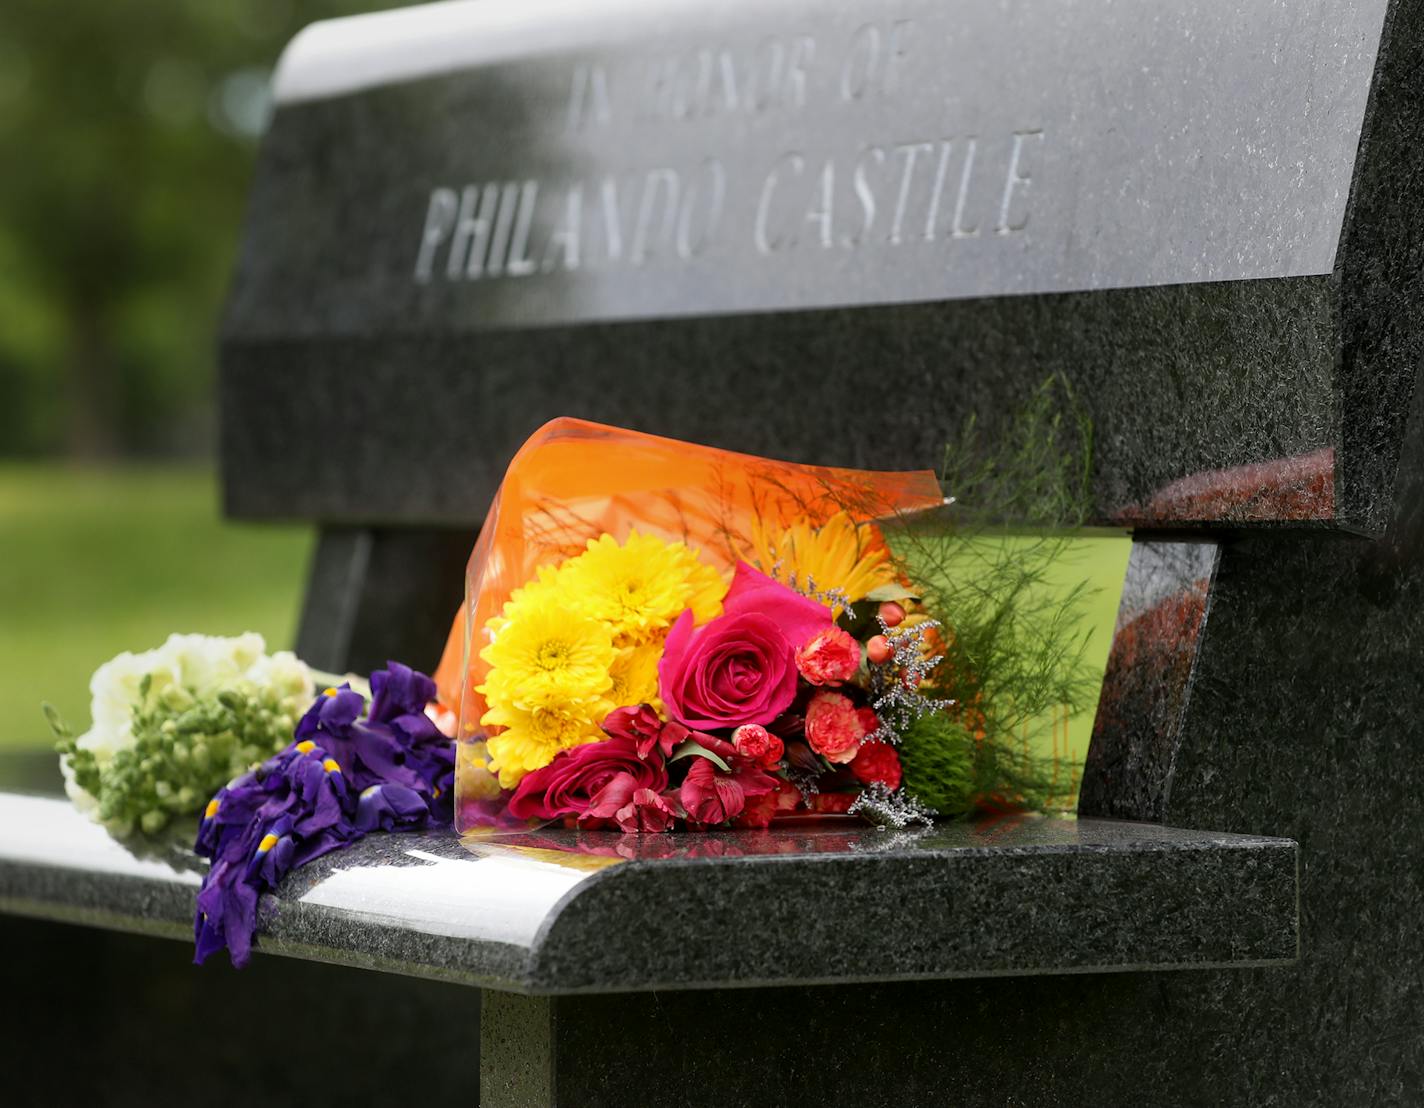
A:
[6,0,1424,1102]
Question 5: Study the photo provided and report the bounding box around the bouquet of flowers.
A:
[45,397,1112,967]
[435,417,1105,832]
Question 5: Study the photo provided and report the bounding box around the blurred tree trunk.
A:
[64,300,119,459]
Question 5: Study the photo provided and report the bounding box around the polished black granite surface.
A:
[221,0,1424,534]
[0,793,1297,993]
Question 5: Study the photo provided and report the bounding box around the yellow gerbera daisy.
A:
[477,594,613,712]
[747,510,895,610]
[482,703,604,787]
[558,530,727,642]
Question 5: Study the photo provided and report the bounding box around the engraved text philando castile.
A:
[413,20,1044,283]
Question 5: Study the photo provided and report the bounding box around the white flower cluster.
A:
[63,632,313,817]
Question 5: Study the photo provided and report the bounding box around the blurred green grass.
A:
[0,465,311,749]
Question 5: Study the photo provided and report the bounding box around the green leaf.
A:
[42,701,72,740]
[668,740,731,773]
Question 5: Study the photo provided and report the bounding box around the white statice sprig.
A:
[846,782,938,828]
[866,615,956,744]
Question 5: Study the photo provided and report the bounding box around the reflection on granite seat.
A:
[458,813,1253,863]
[0,792,1297,994]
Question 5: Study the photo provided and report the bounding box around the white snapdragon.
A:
[63,633,315,816]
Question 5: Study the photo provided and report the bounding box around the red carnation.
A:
[804,691,868,764]
[808,791,857,814]
[850,740,903,790]
[795,626,862,686]
[732,723,785,768]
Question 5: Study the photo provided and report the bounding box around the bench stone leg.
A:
[481,992,556,1108]
[295,525,474,676]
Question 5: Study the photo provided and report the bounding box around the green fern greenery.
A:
[890,374,1104,815]
[897,712,976,815]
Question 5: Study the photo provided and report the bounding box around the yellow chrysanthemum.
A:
[471,531,730,786]
[477,594,613,712]
[482,704,604,787]
[606,642,664,713]
[747,510,895,610]
[558,530,727,642]
[485,563,569,638]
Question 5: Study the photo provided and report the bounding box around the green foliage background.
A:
[0,467,311,751]
[0,0,409,458]
[0,3,413,759]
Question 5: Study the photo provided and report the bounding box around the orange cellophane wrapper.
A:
[435,418,944,828]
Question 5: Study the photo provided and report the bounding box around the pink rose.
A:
[804,691,868,764]
[721,562,834,649]
[679,757,778,825]
[658,610,799,730]
[795,626,862,686]
[850,740,903,790]
[507,737,668,823]
[614,788,677,832]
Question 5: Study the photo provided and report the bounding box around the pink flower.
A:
[658,610,799,730]
[602,704,680,760]
[804,691,868,764]
[614,788,677,832]
[680,758,744,823]
[507,738,667,823]
[720,562,834,649]
[678,756,778,825]
[732,723,784,767]
[795,626,861,686]
[850,741,903,790]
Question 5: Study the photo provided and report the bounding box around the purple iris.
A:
[193,662,455,968]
